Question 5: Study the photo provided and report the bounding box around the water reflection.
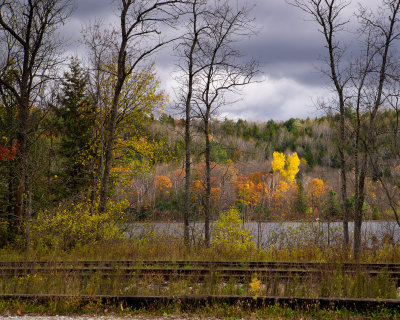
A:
[125,221,400,248]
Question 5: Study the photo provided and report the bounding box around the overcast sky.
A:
[62,0,378,122]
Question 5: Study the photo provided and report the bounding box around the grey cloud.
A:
[74,0,112,19]
[62,0,387,121]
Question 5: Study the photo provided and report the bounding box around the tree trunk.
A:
[184,102,191,247]
[98,89,121,213]
[183,1,199,247]
[353,156,367,261]
[25,176,32,250]
[204,117,211,247]
[13,95,29,235]
[339,140,349,244]
[338,85,349,246]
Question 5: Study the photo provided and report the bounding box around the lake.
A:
[125,221,400,248]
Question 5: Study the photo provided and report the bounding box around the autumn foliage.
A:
[307,178,328,216]
[124,147,345,222]
[234,176,263,207]
[155,175,172,193]
[0,143,17,161]
[271,151,300,182]
[231,151,302,220]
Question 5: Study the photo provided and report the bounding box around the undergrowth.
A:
[0,299,400,319]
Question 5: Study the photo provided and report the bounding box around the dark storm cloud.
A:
[238,0,341,86]
[61,0,382,121]
[74,0,112,18]
[70,0,329,80]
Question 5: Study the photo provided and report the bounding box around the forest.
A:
[1,0,400,260]
[2,0,400,317]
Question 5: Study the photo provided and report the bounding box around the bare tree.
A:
[348,0,400,260]
[369,82,400,228]
[290,0,400,260]
[288,0,352,245]
[0,0,74,234]
[192,0,258,246]
[95,0,184,213]
[174,0,208,247]
[82,21,117,212]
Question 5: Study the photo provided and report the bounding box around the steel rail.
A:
[2,266,400,283]
[1,260,400,271]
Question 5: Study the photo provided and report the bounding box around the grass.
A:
[1,225,400,317]
[2,235,400,264]
[0,265,398,299]
[1,298,400,319]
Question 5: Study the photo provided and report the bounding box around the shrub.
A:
[211,207,255,258]
[29,199,126,251]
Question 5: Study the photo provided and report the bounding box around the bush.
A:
[29,199,126,251]
[211,207,255,258]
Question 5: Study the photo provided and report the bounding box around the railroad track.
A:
[2,267,393,279]
[1,260,400,271]
[2,260,400,282]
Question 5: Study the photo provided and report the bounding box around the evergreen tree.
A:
[295,179,309,215]
[54,58,95,197]
[324,189,339,219]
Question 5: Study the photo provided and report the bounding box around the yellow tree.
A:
[96,63,167,203]
[235,177,251,206]
[97,59,168,212]
[234,176,262,222]
[271,151,300,183]
[271,152,285,174]
[284,153,300,182]
[270,151,300,217]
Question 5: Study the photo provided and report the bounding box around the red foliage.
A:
[0,142,18,161]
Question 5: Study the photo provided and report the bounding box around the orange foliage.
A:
[234,173,271,209]
[170,169,185,190]
[210,187,221,202]
[173,169,185,179]
[0,144,17,161]
[307,178,326,200]
[234,176,259,206]
[155,175,172,193]
[190,179,204,201]
[190,179,220,207]
[271,180,298,217]
[307,178,327,216]
[249,171,261,185]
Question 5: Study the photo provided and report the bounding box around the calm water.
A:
[125,221,400,248]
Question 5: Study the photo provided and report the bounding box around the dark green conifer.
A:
[54,58,95,196]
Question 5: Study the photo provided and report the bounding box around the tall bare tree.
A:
[96,0,183,213]
[82,21,116,212]
[175,0,208,247]
[288,0,351,245]
[192,0,258,246]
[290,0,400,260]
[369,83,400,229]
[0,0,74,234]
[348,0,400,260]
